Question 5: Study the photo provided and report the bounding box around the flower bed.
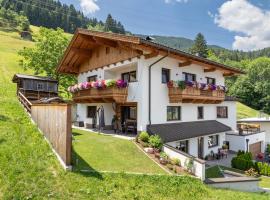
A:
[167,80,227,92]
[68,79,128,93]
[136,132,188,175]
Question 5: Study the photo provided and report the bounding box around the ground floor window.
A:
[87,106,97,118]
[176,140,189,153]
[208,135,219,148]
[167,106,181,121]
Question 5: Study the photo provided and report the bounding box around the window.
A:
[208,135,219,148]
[162,68,170,83]
[197,106,204,119]
[176,140,189,153]
[217,106,228,118]
[37,83,43,90]
[87,106,97,118]
[206,77,216,85]
[121,71,136,82]
[167,106,181,121]
[183,72,196,82]
[87,75,97,82]
[129,107,137,119]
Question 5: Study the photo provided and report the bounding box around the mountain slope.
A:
[0,27,270,199]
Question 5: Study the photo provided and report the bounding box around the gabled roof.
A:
[56,29,244,75]
[12,74,58,83]
[147,120,232,143]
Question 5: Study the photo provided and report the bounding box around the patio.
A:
[206,152,237,168]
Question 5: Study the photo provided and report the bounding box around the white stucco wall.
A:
[75,55,236,135]
[226,132,266,152]
[77,103,114,127]
[166,132,226,158]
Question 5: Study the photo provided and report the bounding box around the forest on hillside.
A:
[0,0,125,34]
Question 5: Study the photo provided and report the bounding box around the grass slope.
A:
[237,102,266,119]
[72,129,166,174]
[0,27,270,199]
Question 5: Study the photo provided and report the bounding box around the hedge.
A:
[231,152,254,171]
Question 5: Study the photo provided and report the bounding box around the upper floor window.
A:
[183,72,196,82]
[167,106,181,121]
[197,106,204,119]
[162,68,170,83]
[217,106,228,118]
[87,75,97,82]
[121,71,136,82]
[206,77,216,85]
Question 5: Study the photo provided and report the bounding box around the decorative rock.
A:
[144,147,154,154]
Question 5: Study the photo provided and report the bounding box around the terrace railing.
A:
[168,87,225,104]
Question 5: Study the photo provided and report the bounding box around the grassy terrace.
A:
[72,129,166,174]
[0,27,270,199]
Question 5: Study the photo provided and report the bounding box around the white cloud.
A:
[79,0,100,15]
[165,0,188,4]
[207,11,214,18]
[214,0,270,51]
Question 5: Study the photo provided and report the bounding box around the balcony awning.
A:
[147,120,231,143]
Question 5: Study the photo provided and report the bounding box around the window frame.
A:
[37,82,44,91]
[121,71,137,82]
[197,106,204,119]
[217,106,228,118]
[87,75,97,82]
[176,140,189,153]
[208,135,219,148]
[161,68,170,84]
[167,106,181,121]
[206,77,216,85]
[183,72,196,82]
[87,106,97,118]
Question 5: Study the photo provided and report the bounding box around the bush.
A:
[256,162,270,176]
[171,158,181,166]
[149,135,163,149]
[160,152,168,160]
[138,131,149,143]
[231,152,254,171]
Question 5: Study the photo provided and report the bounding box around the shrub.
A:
[149,135,163,149]
[256,162,270,176]
[231,152,254,171]
[138,131,149,143]
[167,163,174,170]
[160,152,168,160]
[171,158,181,166]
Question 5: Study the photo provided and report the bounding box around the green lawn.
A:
[1,27,270,199]
[260,177,270,189]
[206,165,245,179]
[72,129,166,174]
[237,102,268,119]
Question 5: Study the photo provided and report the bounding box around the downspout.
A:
[148,54,168,125]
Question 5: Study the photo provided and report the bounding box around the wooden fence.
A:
[31,103,72,167]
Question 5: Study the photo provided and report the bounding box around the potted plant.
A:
[159,152,168,165]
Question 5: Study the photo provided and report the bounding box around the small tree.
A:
[190,33,208,58]
[19,27,76,98]
[149,135,163,149]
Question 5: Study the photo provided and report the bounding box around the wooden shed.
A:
[12,74,58,100]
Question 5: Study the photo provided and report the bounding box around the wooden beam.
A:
[223,72,234,77]
[144,51,159,59]
[93,36,118,48]
[204,68,216,72]
[178,60,192,67]
[71,47,92,57]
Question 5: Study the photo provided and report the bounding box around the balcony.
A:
[69,80,128,103]
[72,87,128,103]
[168,87,225,104]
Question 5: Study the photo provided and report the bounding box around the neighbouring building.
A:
[57,29,244,159]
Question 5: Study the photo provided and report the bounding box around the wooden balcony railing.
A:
[168,87,225,104]
[73,87,128,103]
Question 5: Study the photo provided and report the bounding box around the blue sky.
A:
[61,0,270,51]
